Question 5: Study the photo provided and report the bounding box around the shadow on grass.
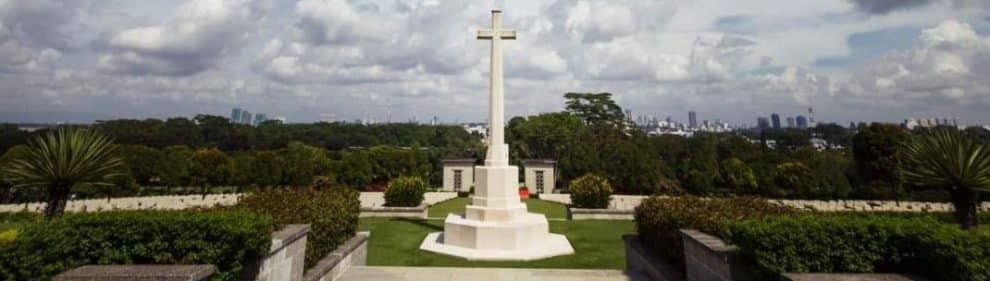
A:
[396,217,443,231]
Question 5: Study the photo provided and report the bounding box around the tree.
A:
[3,128,124,218]
[116,144,163,186]
[250,150,284,188]
[188,148,232,195]
[774,162,817,198]
[0,145,31,203]
[157,145,193,189]
[720,158,758,193]
[0,124,29,155]
[563,93,627,131]
[902,129,990,229]
[279,142,330,187]
[852,123,911,198]
[814,123,851,149]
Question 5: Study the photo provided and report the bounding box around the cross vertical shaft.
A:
[477,10,515,167]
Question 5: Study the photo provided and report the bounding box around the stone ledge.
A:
[680,229,752,281]
[782,273,929,281]
[622,234,685,281]
[303,231,370,281]
[54,265,216,281]
[567,207,634,220]
[269,224,310,255]
[359,205,428,218]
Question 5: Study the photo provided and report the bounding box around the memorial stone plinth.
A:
[419,9,574,261]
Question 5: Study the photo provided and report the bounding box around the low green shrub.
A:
[724,214,990,281]
[238,187,359,268]
[0,210,272,281]
[569,174,612,208]
[384,176,427,207]
[633,196,794,268]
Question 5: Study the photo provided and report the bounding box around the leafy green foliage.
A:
[568,174,612,208]
[852,123,911,197]
[725,214,990,281]
[3,127,125,218]
[633,196,795,268]
[237,188,359,268]
[384,176,428,207]
[0,210,273,281]
[188,148,232,193]
[902,128,990,228]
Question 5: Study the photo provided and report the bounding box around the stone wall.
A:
[244,224,310,281]
[540,194,990,213]
[0,192,459,213]
[303,232,369,281]
[0,194,242,213]
[680,229,753,281]
[623,234,684,281]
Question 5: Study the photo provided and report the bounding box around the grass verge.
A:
[358,218,633,269]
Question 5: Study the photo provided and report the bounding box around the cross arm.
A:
[477,29,517,40]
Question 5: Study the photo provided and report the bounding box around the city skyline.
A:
[0,1,989,125]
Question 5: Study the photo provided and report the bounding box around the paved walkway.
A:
[338,266,648,281]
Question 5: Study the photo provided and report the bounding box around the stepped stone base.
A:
[419,213,574,261]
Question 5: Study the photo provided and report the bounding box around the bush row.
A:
[237,187,360,268]
[569,174,613,208]
[724,215,990,281]
[0,210,273,281]
[633,196,795,268]
[384,176,428,207]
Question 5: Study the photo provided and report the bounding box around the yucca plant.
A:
[3,127,124,218]
[902,128,990,229]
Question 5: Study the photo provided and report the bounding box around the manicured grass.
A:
[358,218,633,269]
[428,197,567,219]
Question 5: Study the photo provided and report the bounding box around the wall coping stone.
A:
[54,265,216,281]
[781,273,928,281]
[303,232,370,281]
[680,229,738,253]
[269,224,310,256]
[359,204,427,212]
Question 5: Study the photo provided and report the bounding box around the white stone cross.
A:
[477,10,515,167]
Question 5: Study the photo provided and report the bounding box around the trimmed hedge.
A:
[633,196,794,268]
[724,214,990,281]
[238,187,359,268]
[384,176,427,207]
[0,210,273,281]
[569,174,612,208]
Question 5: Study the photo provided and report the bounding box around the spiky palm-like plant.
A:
[902,129,990,229]
[4,128,124,218]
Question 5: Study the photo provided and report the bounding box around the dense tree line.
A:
[2,94,990,203]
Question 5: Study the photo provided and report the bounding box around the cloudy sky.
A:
[1,0,989,125]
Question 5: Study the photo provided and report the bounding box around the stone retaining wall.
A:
[539,194,990,213]
[568,208,634,220]
[359,205,428,218]
[0,192,459,213]
[244,224,310,281]
[303,232,369,281]
[623,234,684,281]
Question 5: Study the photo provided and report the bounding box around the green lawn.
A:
[358,218,633,269]
[428,197,567,219]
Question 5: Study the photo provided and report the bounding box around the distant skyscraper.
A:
[796,115,808,129]
[253,113,268,126]
[786,117,795,128]
[757,117,770,130]
[688,111,697,129]
[231,108,243,123]
[771,113,781,129]
[241,111,252,125]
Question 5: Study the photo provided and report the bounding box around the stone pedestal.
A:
[420,9,573,261]
[420,165,573,260]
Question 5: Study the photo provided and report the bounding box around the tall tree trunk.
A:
[951,187,979,229]
[44,184,70,219]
